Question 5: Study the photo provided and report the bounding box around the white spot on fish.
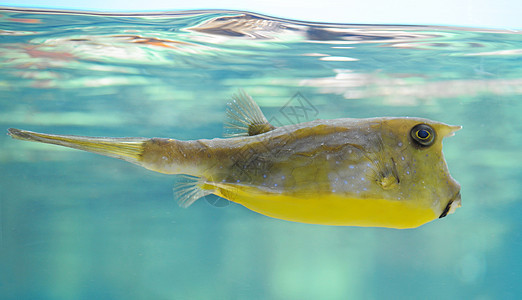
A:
[398,142,403,147]
[349,165,354,169]
[401,156,405,161]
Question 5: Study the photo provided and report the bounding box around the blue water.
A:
[1,7,522,300]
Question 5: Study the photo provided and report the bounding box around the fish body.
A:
[8,91,461,228]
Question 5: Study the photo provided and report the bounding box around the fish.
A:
[7,90,462,229]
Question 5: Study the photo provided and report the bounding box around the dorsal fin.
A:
[224,89,276,137]
[173,175,213,208]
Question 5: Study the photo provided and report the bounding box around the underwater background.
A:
[0,7,521,300]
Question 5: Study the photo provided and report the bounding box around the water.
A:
[1,7,521,300]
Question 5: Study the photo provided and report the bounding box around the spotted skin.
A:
[134,117,461,228]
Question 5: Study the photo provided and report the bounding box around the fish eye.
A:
[410,124,435,147]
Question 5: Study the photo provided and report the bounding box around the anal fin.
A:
[224,89,275,137]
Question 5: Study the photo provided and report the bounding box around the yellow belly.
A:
[214,185,437,229]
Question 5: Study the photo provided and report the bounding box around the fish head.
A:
[378,118,462,218]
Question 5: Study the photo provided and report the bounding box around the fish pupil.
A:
[417,129,429,139]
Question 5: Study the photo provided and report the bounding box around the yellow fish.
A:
[7,91,461,229]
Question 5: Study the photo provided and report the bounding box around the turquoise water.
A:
[1,7,522,299]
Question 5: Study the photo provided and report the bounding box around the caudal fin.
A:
[7,128,147,164]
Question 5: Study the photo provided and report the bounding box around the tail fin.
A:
[7,128,147,164]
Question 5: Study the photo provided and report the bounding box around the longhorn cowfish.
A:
[7,91,462,229]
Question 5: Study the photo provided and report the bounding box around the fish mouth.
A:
[439,191,461,219]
